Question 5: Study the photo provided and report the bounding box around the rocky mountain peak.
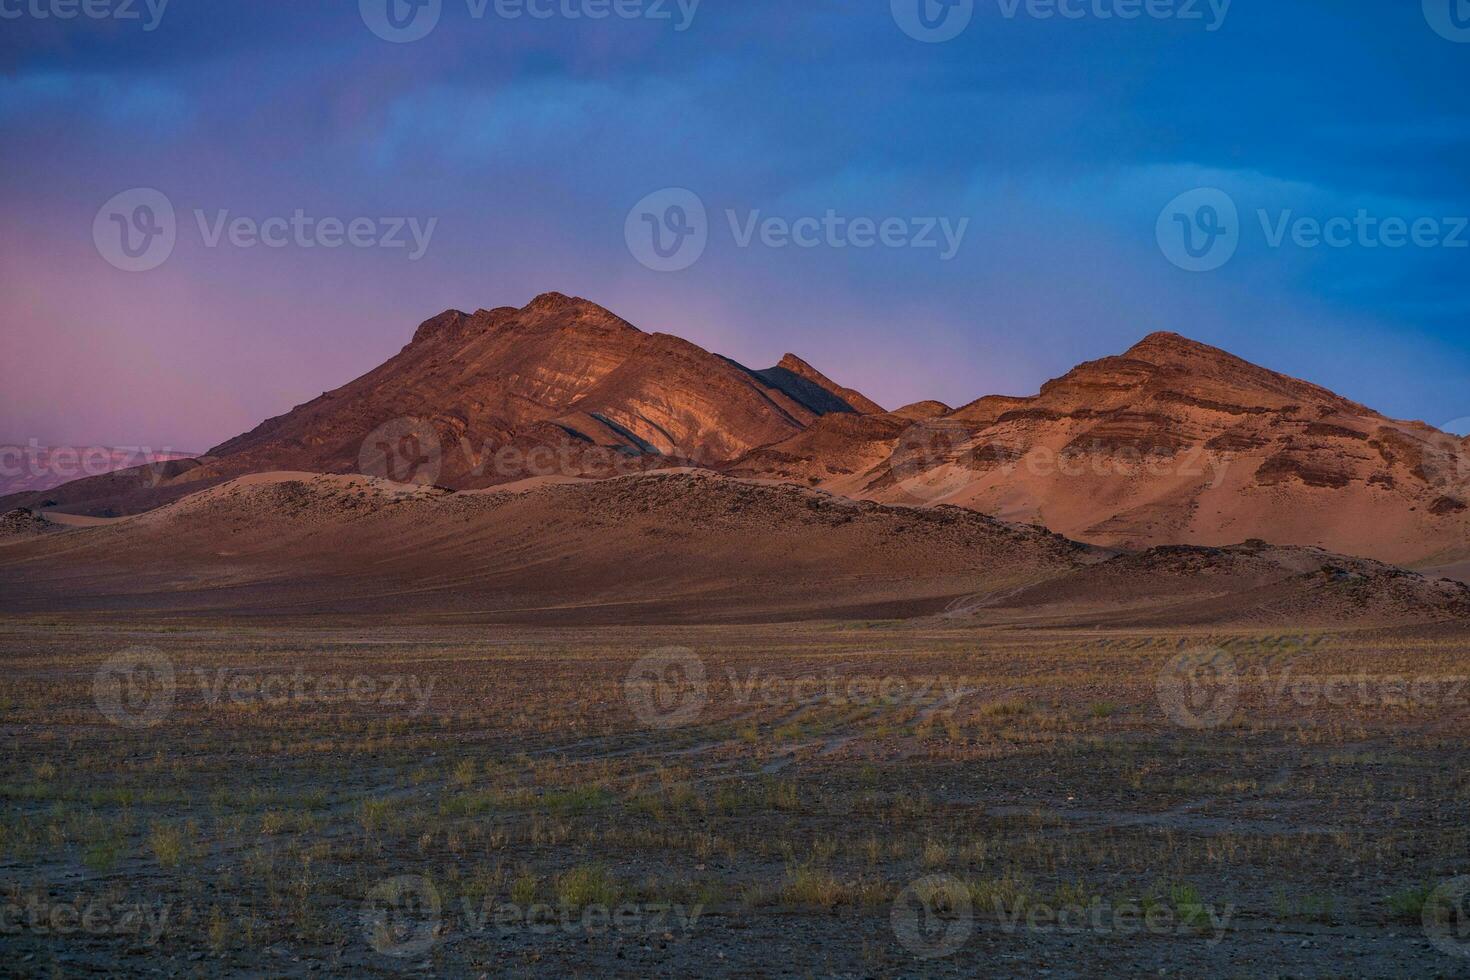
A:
[765,354,886,415]
[1123,331,1238,367]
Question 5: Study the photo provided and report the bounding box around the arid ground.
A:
[4,615,1470,977]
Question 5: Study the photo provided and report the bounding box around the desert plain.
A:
[3,614,1470,977]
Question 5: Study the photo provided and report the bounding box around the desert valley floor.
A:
[2,619,1470,977]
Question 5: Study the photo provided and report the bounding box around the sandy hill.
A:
[1,472,1464,627]
[0,472,1080,623]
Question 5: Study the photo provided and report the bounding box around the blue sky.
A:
[2,0,1468,450]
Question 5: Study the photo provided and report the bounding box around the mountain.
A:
[0,293,882,515]
[200,292,881,485]
[733,331,1470,567]
[8,295,1468,569]
[2,471,1464,626]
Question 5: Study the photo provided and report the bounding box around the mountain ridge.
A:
[7,294,1468,569]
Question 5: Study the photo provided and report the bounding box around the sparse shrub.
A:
[208,906,230,951]
[1170,883,1209,929]
[510,870,538,905]
[1053,880,1097,907]
[556,864,621,910]
[360,798,392,833]
[83,837,121,872]
[1386,883,1438,922]
[921,839,952,868]
[969,872,1035,916]
[1272,888,1337,923]
[781,864,844,909]
[148,821,190,868]
[761,779,799,811]
[979,699,1030,720]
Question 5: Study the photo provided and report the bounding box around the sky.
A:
[2,0,1468,453]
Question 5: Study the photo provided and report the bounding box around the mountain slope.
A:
[199,292,874,487]
[9,295,1467,568]
[734,332,1470,566]
[1,294,883,515]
